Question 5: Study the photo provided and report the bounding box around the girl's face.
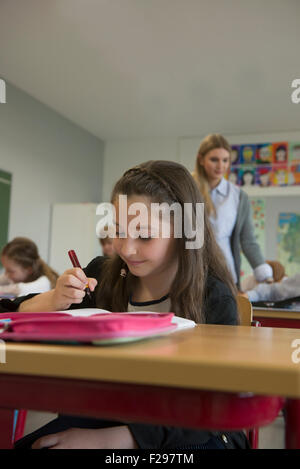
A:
[260,172,270,186]
[113,195,178,280]
[243,172,254,186]
[228,172,238,184]
[100,238,115,257]
[276,149,286,162]
[1,255,31,282]
[199,148,230,187]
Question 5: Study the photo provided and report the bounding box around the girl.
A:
[193,134,273,288]
[13,161,248,449]
[0,237,58,296]
[98,225,116,258]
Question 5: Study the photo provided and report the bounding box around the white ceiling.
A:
[1,0,300,140]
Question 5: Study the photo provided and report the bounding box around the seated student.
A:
[98,225,115,258]
[13,161,249,449]
[0,237,58,296]
[243,261,300,302]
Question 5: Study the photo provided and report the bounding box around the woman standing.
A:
[193,134,273,288]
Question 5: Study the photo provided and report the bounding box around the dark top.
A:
[1,256,238,449]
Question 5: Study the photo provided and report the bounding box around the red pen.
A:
[68,250,92,299]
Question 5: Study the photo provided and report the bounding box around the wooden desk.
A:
[253,307,300,329]
[0,324,300,449]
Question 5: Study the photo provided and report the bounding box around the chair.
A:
[236,295,260,448]
[12,410,27,444]
[236,294,260,327]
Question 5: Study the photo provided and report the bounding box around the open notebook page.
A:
[58,308,196,331]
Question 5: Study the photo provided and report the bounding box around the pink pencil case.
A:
[0,312,175,343]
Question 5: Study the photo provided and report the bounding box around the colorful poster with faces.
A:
[256,166,272,187]
[289,164,300,185]
[271,165,289,186]
[273,142,288,164]
[256,144,272,165]
[240,145,256,164]
[239,166,255,187]
[289,142,300,164]
[231,146,240,165]
[228,167,240,185]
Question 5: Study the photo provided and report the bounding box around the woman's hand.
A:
[31,426,138,450]
[237,291,249,298]
[51,268,98,310]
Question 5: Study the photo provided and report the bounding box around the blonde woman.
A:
[193,134,273,288]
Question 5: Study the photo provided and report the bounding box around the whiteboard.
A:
[49,203,102,275]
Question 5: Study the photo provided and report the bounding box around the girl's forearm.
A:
[18,290,58,312]
[0,283,20,295]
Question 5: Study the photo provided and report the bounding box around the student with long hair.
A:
[193,134,273,288]
[12,161,249,449]
[0,237,58,296]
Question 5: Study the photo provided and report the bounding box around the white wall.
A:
[102,139,180,201]
[0,83,104,262]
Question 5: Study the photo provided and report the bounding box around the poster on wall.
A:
[226,140,300,187]
[240,198,266,281]
[277,213,300,276]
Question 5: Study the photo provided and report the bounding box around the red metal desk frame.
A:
[0,373,297,449]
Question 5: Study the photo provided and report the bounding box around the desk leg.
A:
[0,408,15,449]
[285,399,300,449]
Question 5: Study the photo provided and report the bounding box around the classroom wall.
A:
[0,83,104,262]
[102,139,180,201]
[103,130,300,261]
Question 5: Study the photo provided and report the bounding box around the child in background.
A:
[98,225,115,257]
[13,160,249,449]
[0,237,58,296]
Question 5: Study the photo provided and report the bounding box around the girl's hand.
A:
[52,268,98,310]
[31,426,137,449]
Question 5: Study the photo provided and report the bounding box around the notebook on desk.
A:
[0,293,16,300]
[0,310,195,345]
[252,296,300,312]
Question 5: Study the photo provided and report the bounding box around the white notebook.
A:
[59,308,196,332]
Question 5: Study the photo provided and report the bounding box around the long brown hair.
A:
[96,160,237,324]
[193,134,232,216]
[1,237,59,288]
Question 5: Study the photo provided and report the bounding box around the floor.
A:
[23,411,285,449]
